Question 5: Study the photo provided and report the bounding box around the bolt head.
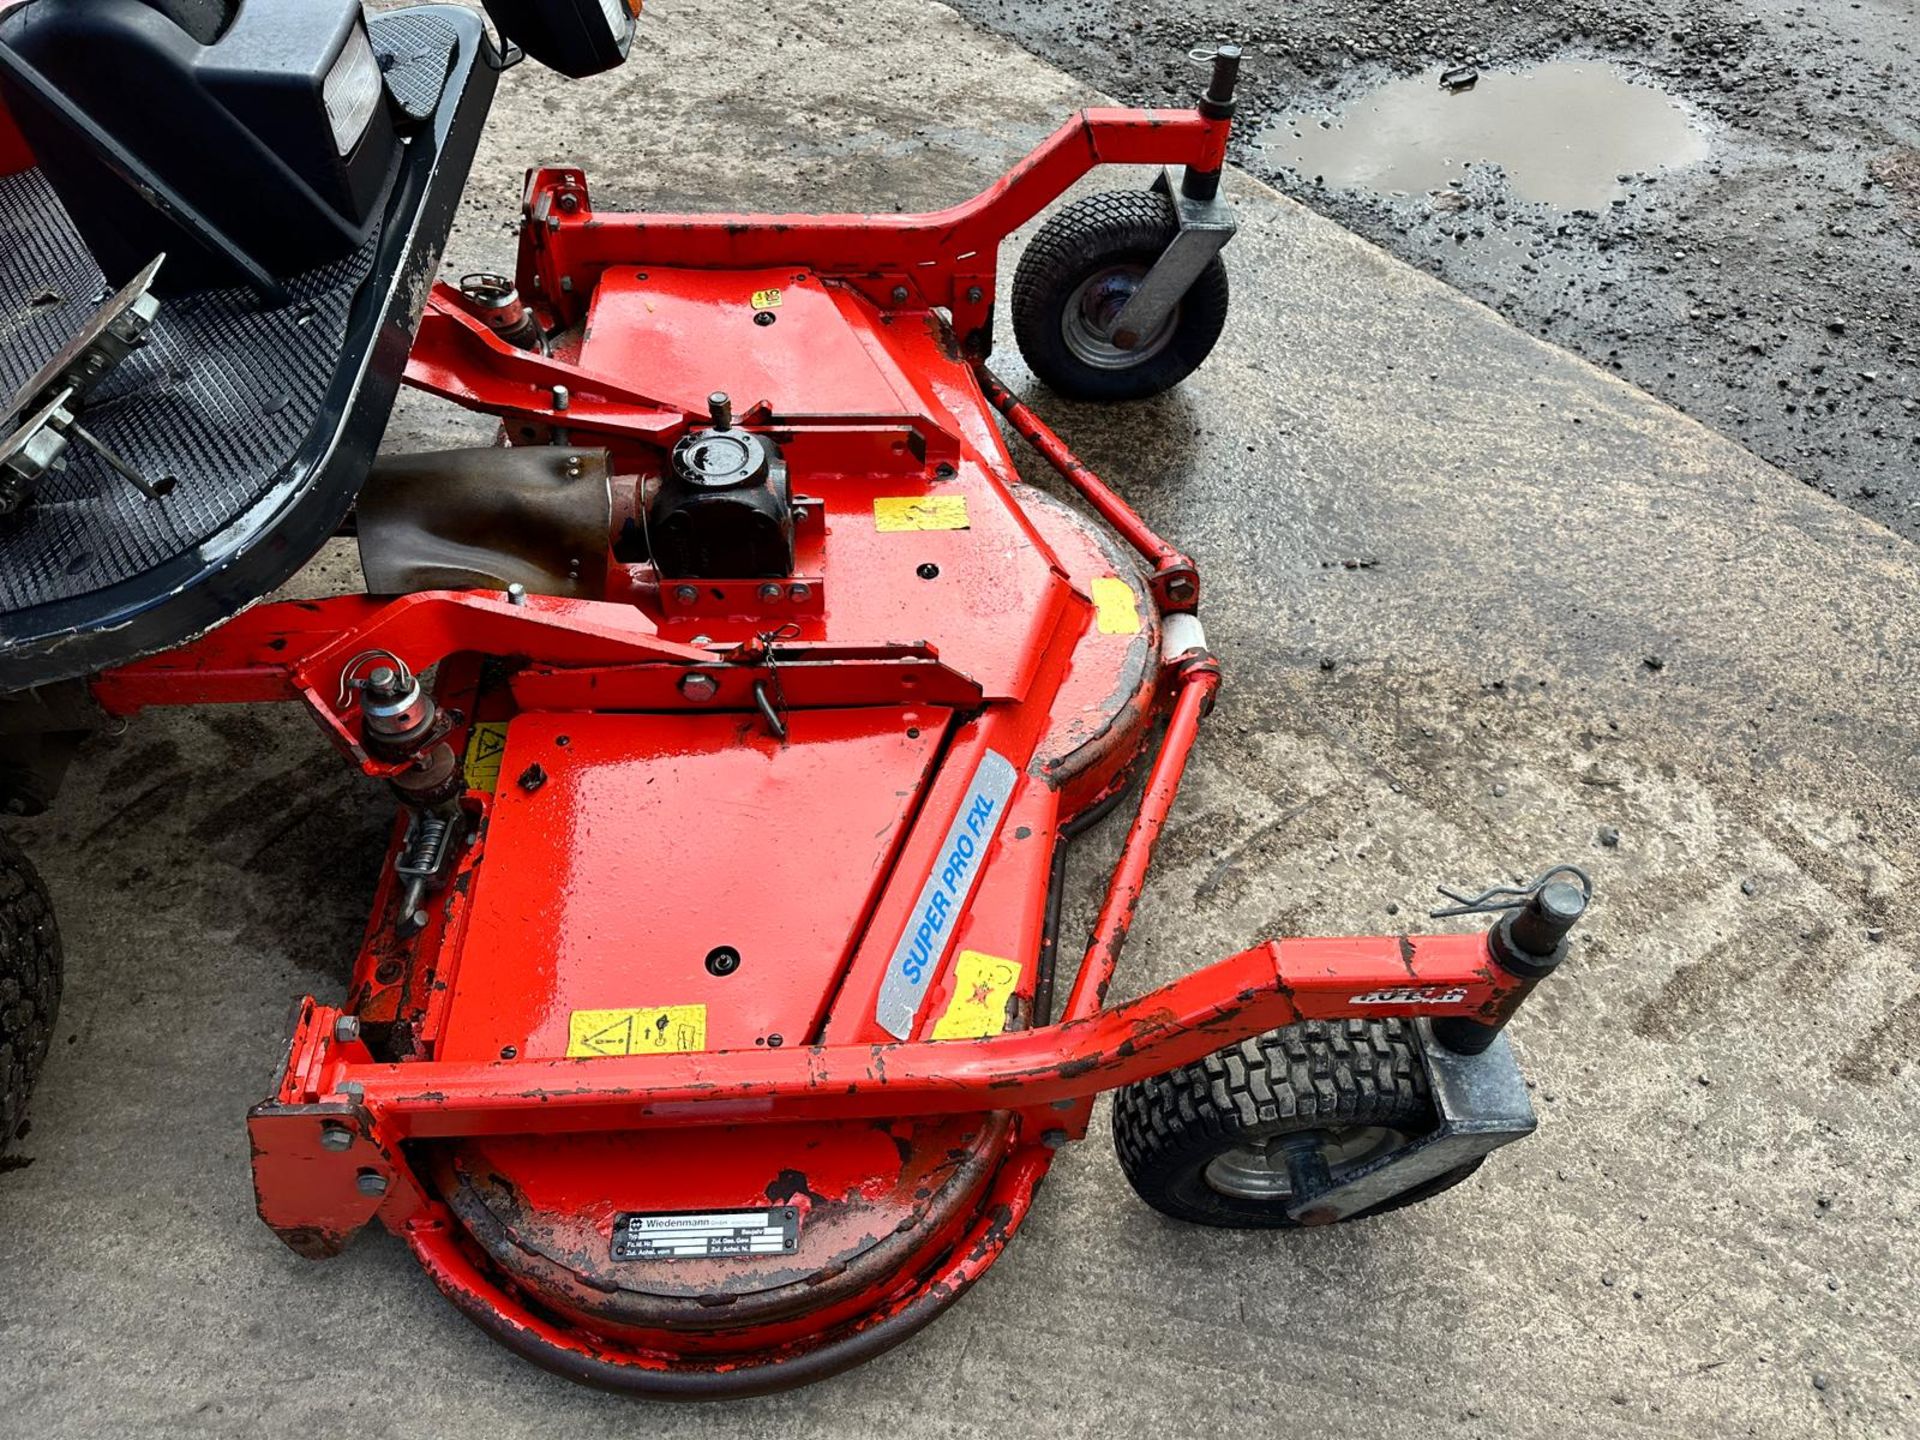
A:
[672,584,699,606]
[556,191,580,214]
[319,1123,354,1152]
[680,671,719,702]
[506,582,528,606]
[332,1015,360,1045]
[758,583,783,603]
[788,583,813,603]
[355,1169,390,1197]
[1166,575,1197,602]
[890,285,910,304]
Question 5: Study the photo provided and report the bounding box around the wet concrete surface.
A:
[946,0,1920,541]
[2,1,1919,1437]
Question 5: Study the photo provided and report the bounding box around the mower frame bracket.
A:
[1283,1019,1539,1225]
[1107,167,1238,351]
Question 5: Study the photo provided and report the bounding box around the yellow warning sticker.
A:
[567,1005,708,1058]
[463,721,509,792]
[931,951,1022,1040]
[874,495,970,532]
[750,287,783,310]
[1089,576,1142,635]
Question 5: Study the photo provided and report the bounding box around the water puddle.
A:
[1258,62,1709,210]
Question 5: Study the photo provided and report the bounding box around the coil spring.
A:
[397,813,453,880]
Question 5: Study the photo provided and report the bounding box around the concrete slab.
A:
[3,2,1915,1438]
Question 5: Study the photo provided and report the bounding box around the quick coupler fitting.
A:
[1432,877,1586,1055]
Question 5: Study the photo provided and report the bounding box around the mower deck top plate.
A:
[438,705,948,1062]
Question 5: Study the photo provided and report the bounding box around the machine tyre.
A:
[1111,1018,1480,1228]
[0,830,60,1154]
[1012,190,1228,402]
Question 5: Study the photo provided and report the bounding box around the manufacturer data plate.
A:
[611,1207,800,1261]
[874,748,1018,1039]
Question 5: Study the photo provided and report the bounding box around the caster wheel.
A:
[0,830,60,1154]
[1011,190,1229,402]
[1111,1018,1481,1228]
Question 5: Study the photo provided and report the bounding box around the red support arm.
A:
[271,931,1507,1141]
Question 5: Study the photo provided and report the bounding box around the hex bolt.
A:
[556,191,581,214]
[1165,575,1197,604]
[680,671,719,702]
[673,584,699,606]
[890,285,909,304]
[319,1122,355,1152]
[332,1015,361,1045]
[788,583,813,603]
[355,1169,390,1198]
[506,582,528,607]
[758,583,784,603]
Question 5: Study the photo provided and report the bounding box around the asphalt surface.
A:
[3,2,1918,1437]
[946,0,1920,541]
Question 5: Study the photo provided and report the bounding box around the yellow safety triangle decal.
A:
[463,721,509,792]
[874,495,970,532]
[931,951,1022,1040]
[567,1005,708,1058]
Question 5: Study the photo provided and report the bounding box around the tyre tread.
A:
[1011,190,1229,401]
[0,830,61,1152]
[1112,1019,1481,1228]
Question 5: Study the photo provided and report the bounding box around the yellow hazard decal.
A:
[874,495,970,532]
[1089,576,1142,635]
[463,721,509,792]
[751,287,782,310]
[567,1005,708,1058]
[931,951,1022,1040]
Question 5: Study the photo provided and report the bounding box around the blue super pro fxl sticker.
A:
[874,749,1018,1039]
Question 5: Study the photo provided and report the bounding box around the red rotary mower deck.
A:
[88,64,1582,1397]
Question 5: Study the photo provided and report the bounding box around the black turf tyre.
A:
[1112,1018,1482,1228]
[1011,190,1230,402]
[0,830,60,1154]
